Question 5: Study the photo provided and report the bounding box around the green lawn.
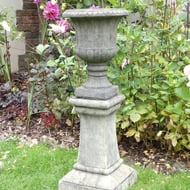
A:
[0,138,77,190]
[0,139,189,190]
[129,166,190,190]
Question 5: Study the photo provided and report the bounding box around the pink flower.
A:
[50,19,69,34]
[89,5,100,9]
[43,0,59,20]
[33,0,39,4]
[56,19,69,31]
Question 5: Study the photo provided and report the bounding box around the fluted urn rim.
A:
[62,8,129,18]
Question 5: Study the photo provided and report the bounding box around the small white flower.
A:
[40,5,44,9]
[51,0,57,5]
[184,65,190,77]
[177,34,182,41]
[187,81,190,87]
[121,58,130,69]
[0,161,4,170]
[183,65,190,88]
[1,20,10,32]
[49,24,66,34]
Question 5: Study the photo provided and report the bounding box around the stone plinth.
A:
[59,95,137,190]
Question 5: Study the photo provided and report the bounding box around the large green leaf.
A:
[174,87,190,101]
[130,113,141,123]
[125,128,136,137]
[36,44,49,55]
[107,0,116,4]
[84,0,92,6]
[136,102,149,114]
[165,102,184,115]
[121,120,130,129]
[47,60,57,67]
[136,94,147,102]
[185,109,190,114]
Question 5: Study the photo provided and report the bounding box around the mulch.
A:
[0,72,190,174]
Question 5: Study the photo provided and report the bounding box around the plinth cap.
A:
[63,8,129,18]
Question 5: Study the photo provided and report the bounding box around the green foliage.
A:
[62,0,113,8]
[29,33,86,121]
[63,0,99,8]
[26,83,35,129]
[30,1,190,151]
[27,1,87,124]
[0,48,10,82]
[108,1,190,151]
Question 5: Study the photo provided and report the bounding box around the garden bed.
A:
[0,72,189,175]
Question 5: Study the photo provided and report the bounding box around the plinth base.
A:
[59,164,137,190]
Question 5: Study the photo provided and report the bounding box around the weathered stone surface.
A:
[59,164,137,190]
[59,8,137,190]
[63,8,128,100]
[62,8,129,18]
[59,95,137,189]
[69,95,124,174]
[75,64,118,99]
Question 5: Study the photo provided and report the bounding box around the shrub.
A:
[28,0,87,128]
[108,0,190,151]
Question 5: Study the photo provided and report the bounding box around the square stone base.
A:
[59,164,137,190]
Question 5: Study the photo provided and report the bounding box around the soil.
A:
[0,72,189,174]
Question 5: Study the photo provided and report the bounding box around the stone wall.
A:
[16,0,40,70]
[0,0,25,72]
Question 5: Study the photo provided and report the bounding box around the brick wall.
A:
[16,0,40,70]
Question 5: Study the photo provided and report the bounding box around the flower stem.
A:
[187,2,190,40]
[41,20,48,44]
[161,0,168,46]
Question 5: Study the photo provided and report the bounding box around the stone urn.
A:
[64,8,128,100]
[59,8,137,190]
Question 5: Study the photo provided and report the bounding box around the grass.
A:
[129,166,190,190]
[0,138,77,190]
[0,138,190,190]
